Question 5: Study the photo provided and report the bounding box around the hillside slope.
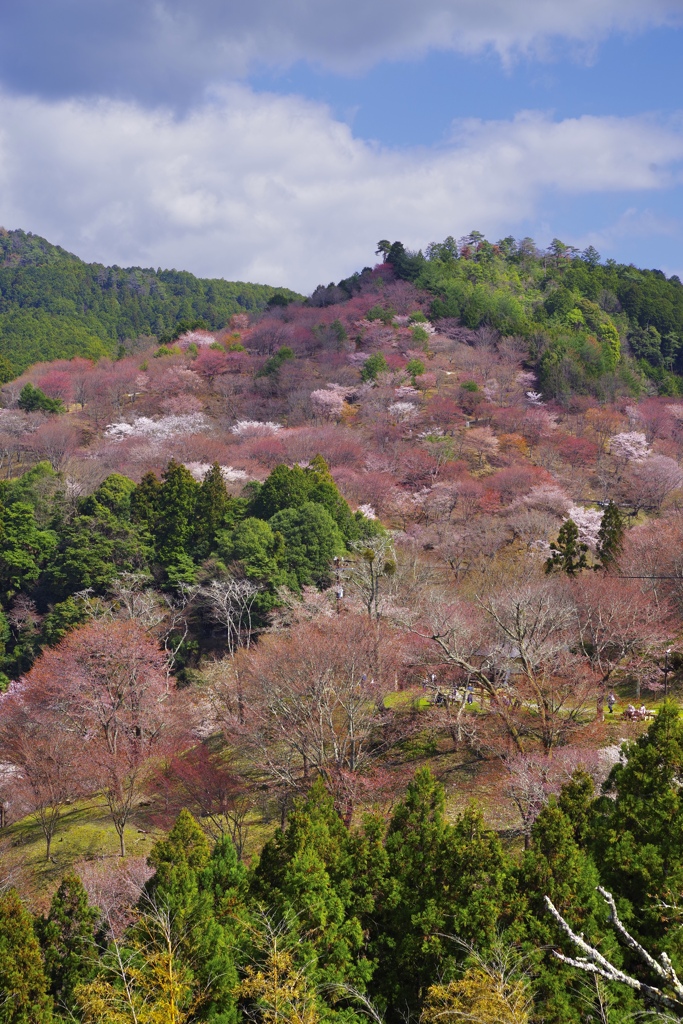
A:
[0,228,301,374]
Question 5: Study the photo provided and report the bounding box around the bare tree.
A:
[346,536,396,619]
[222,616,406,819]
[545,887,683,1016]
[0,687,83,860]
[199,576,261,654]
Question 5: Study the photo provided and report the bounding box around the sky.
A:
[0,1,682,291]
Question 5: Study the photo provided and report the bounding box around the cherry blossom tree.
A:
[18,620,171,855]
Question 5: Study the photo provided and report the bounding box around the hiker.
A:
[607,692,616,714]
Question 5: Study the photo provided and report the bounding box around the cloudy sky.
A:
[1,1,682,290]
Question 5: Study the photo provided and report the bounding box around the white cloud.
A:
[3,0,681,101]
[0,88,682,290]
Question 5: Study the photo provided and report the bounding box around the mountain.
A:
[0,228,301,375]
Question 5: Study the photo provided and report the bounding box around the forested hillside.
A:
[0,228,301,375]
[4,234,683,1022]
[341,235,683,398]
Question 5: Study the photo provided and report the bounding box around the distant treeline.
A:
[0,229,301,375]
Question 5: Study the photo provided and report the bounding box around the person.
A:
[607,692,616,714]
[467,682,474,704]
[625,704,636,719]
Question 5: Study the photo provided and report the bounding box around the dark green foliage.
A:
[253,779,373,996]
[0,228,301,372]
[595,500,624,569]
[592,702,683,954]
[193,463,237,561]
[39,873,99,1012]
[516,805,606,1024]
[216,517,287,585]
[372,768,509,1019]
[269,502,345,587]
[0,888,53,1023]
[405,357,425,382]
[545,519,589,576]
[256,345,295,378]
[155,460,201,574]
[18,383,63,414]
[0,355,16,383]
[360,351,388,382]
[145,810,242,1023]
[0,501,56,603]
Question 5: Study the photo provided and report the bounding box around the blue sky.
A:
[0,1,681,290]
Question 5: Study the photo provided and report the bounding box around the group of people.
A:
[426,674,474,707]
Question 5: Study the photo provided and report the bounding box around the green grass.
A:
[1,797,161,901]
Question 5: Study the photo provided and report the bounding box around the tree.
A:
[199,576,262,655]
[0,888,53,1023]
[373,769,508,1019]
[422,945,532,1024]
[193,462,234,561]
[155,460,200,575]
[269,503,345,588]
[360,353,388,384]
[572,574,668,713]
[594,500,623,569]
[0,501,56,603]
[39,872,99,1012]
[0,693,81,860]
[18,382,63,413]
[233,616,399,812]
[592,702,683,949]
[545,887,683,1017]
[20,620,171,856]
[545,519,589,576]
[346,536,396,619]
[375,240,392,262]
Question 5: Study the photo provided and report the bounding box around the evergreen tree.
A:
[595,501,624,570]
[516,804,609,1024]
[544,519,588,576]
[130,470,162,531]
[155,461,200,578]
[372,769,508,1020]
[253,779,373,998]
[39,872,99,1013]
[0,501,56,604]
[592,702,683,959]
[145,810,242,1023]
[193,463,234,561]
[269,503,345,588]
[0,888,53,1023]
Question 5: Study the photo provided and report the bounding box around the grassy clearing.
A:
[0,797,161,906]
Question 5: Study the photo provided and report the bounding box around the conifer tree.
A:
[39,872,99,1013]
[592,701,683,955]
[155,460,200,578]
[545,519,588,576]
[193,463,233,561]
[145,809,242,1024]
[373,769,509,1019]
[0,888,53,1023]
[595,500,624,570]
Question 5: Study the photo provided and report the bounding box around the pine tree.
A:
[545,519,588,576]
[595,500,624,570]
[39,872,99,1013]
[0,888,53,1023]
